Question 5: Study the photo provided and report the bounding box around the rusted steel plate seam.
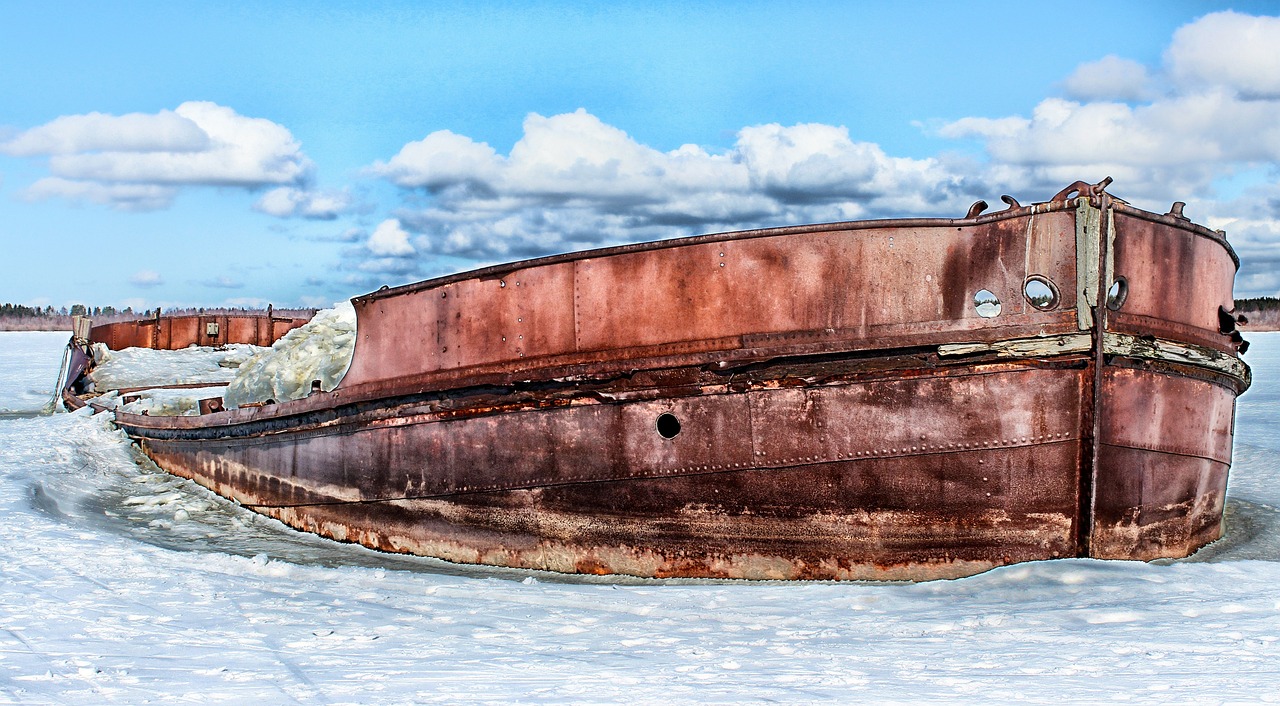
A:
[232,437,1083,510]
[1099,441,1230,466]
[116,357,1088,442]
[1108,312,1236,354]
[339,319,1074,398]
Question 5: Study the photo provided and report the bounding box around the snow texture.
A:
[90,387,234,417]
[223,302,356,409]
[0,331,70,414]
[87,342,264,392]
[1,331,1279,703]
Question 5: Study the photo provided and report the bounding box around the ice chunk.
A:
[88,343,266,391]
[223,303,356,409]
[103,386,229,416]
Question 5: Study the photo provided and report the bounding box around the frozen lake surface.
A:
[1,331,1278,704]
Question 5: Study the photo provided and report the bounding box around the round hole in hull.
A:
[656,413,681,439]
[974,289,1002,318]
[1106,277,1128,311]
[1023,276,1060,311]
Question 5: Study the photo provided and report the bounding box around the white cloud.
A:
[370,109,978,261]
[201,275,244,289]
[3,101,313,211]
[129,270,164,288]
[352,12,1280,295]
[253,186,350,219]
[0,109,209,157]
[1166,11,1280,98]
[1062,55,1151,102]
[927,11,1280,300]
[937,14,1280,203]
[372,129,503,191]
[22,177,177,211]
[367,219,415,256]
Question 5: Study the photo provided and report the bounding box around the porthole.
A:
[1106,277,1128,311]
[1023,276,1060,311]
[656,413,681,439]
[974,289,1002,318]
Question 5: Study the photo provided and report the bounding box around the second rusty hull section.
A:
[89,312,311,350]
[128,356,1096,580]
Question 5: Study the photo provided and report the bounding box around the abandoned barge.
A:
[64,179,1251,581]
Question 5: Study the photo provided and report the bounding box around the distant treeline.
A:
[1237,297,1280,330]
[0,303,317,331]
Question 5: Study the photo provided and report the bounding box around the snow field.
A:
[0,331,70,413]
[0,332,1277,703]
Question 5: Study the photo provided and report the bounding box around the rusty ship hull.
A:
[76,181,1250,580]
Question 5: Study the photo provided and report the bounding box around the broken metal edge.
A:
[939,332,1250,389]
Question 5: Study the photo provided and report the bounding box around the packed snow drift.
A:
[92,386,236,417]
[87,342,264,392]
[0,330,68,414]
[223,302,356,409]
[1,332,1278,703]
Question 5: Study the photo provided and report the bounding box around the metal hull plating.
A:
[94,181,1250,580]
[128,357,1090,580]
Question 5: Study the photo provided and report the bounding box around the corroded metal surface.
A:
[129,356,1088,580]
[87,180,1252,580]
[340,207,1083,390]
[89,312,311,350]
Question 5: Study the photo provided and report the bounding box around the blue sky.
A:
[3,1,1280,310]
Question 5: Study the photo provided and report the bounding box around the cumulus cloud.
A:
[22,177,177,211]
[1061,55,1151,102]
[253,186,350,219]
[938,12,1280,205]
[929,10,1280,297]
[129,270,164,288]
[370,108,978,262]
[936,92,1280,200]
[374,130,503,192]
[1166,11,1280,98]
[348,11,1280,298]
[366,219,415,256]
[2,101,313,211]
[0,109,209,157]
[201,275,244,289]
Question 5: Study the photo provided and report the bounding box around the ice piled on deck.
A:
[88,343,264,391]
[97,387,230,417]
[223,303,356,409]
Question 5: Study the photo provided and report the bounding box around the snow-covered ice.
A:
[1,331,1279,703]
[0,331,69,414]
[88,343,265,392]
[223,303,355,409]
[93,386,233,417]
